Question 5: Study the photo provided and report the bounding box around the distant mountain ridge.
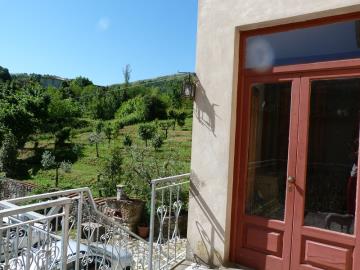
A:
[9,72,187,91]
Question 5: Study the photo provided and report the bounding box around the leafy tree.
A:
[104,124,113,145]
[0,83,49,146]
[46,88,81,130]
[171,88,182,108]
[96,121,104,134]
[152,134,164,151]
[88,132,103,158]
[123,134,132,147]
[54,127,71,148]
[176,111,186,128]
[100,147,123,196]
[159,120,174,138]
[0,66,11,83]
[142,95,168,121]
[138,123,156,147]
[0,132,18,177]
[123,64,132,87]
[70,76,93,96]
[41,151,72,187]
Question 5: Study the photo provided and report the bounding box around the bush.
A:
[123,135,133,147]
[142,95,168,121]
[115,96,144,124]
[176,112,186,128]
[115,95,168,127]
[116,121,125,131]
[152,134,164,151]
[138,123,156,147]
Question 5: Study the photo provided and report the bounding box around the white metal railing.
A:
[148,173,190,270]
[0,173,191,270]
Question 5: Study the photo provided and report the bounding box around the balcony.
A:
[0,173,190,270]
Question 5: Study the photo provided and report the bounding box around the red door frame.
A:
[291,69,360,270]
[232,75,300,269]
[230,11,360,270]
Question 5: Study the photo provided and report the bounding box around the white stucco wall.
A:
[188,0,360,266]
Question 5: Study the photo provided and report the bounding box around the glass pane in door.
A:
[245,82,292,220]
[304,78,360,234]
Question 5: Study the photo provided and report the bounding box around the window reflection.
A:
[245,82,291,220]
[246,20,360,70]
[304,78,360,234]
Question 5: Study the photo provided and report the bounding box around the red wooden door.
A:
[232,70,360,270]
[290,70,360,270]
[232,75,301,270]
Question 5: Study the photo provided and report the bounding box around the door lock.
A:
[287,176,296,184]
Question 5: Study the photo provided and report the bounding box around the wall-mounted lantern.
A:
[179,72,197,100]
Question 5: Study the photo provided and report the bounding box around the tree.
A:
[0,132,18,177]
[100,147,123,196]
[176,111,186,128]
[152,134,164,151]
[54,127,71,148]
[41,151,72,187]
[104,124,113,145]
[0,83,49,146]
[138,123,156,147]
[0,66,11,83]
[96,121,104,134]
[142,95,168,121]
[159,120,174,138]
[122,64,132,87]
[123,134,132,147]
[88,132,103,158]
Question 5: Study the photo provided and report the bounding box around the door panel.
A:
[291,75,360,270]
[236,77,300,270]
[233,71,360,270]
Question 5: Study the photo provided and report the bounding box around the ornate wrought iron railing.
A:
[148,173,190,270]
[0,173,191,270]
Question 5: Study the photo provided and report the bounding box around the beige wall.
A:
[188,0,360,266]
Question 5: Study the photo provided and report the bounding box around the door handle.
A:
[287,176,296,184]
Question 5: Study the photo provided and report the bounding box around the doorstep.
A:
[172,261,253,270]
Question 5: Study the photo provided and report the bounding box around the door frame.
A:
[290,70,360,270]
[231,74,301,269]
[230,13,360,268]
[231,62,360,269]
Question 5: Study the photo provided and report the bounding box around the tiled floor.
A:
[173,261,253,270]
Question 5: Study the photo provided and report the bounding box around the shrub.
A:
[152,134,164,151]
[123,135,133,147]
[115,121,125,131]
[115,95,168,127]
[176,112,186,128]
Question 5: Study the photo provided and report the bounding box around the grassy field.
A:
[19,118,193,197]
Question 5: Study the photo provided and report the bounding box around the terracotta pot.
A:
[138,225,149,238]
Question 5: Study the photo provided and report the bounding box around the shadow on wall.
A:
[188,171,225,267]
[194,81,219,137]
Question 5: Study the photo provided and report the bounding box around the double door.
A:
[232,70,360,270]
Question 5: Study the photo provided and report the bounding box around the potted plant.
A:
[137,202,150,238]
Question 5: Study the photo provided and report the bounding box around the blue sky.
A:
[0,1,198,85]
